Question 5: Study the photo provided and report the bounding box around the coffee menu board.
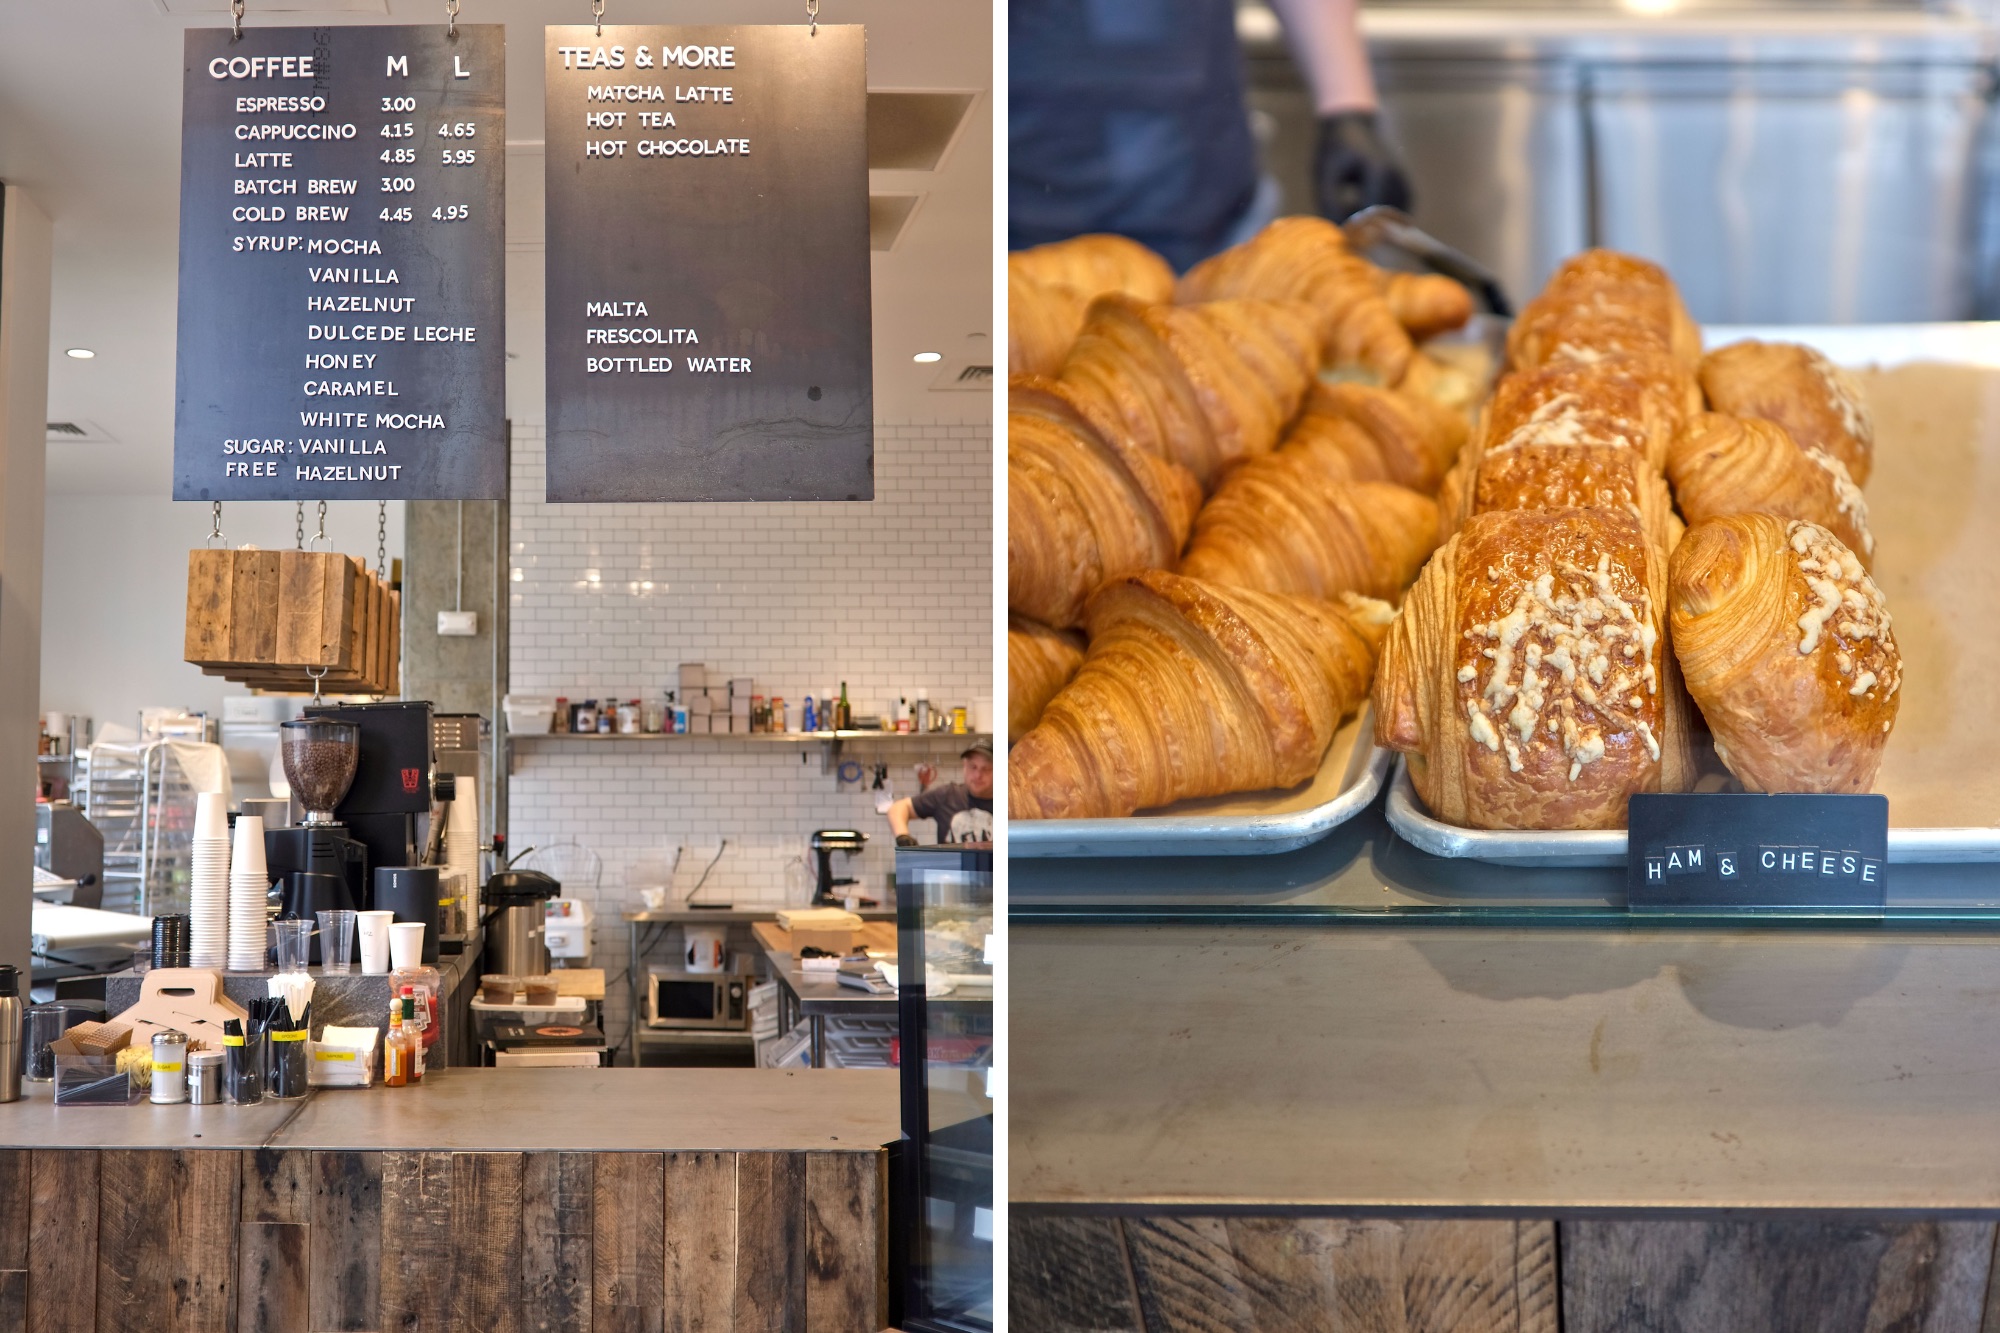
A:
[543,26,874,502]
[173,26,506,501]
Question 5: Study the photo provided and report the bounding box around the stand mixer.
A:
[266,718,366,953]
[810,829,870,906]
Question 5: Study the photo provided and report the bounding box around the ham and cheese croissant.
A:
[1380,270,1475,341]
[1177,216,1414,384]
[1008,265,1089,378]
[1666,413,1873,564]
[1285,382,1468,495]
[1475,356,1694,472]
[1699,340,1875,486]
[1007,377,1202,627]
[1057,295,1321,490]
[1374,508,1695,829]
[1669,515,1899,794]
[1506,249,1703,372]
[1008,615,1086,745]
[1180,470,1439,601]
[1008,233,1178,307]
[1441,443,1683,557]
[1011,571,1392,819]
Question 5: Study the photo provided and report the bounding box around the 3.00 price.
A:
[380,122,415,139]
[379,207,413,222]
[381,96,416,112]
[432,205,470,222]
[441,149,476,166]
[380,177,416,194]
[380,147,415,163]
[438,122,477,138]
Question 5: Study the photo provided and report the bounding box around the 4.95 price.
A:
[432,205,470,222]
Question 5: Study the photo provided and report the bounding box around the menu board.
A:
[174,26,506,501]
[543,25,873,503]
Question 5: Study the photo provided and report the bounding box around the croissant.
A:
[1008,615,1086,745]
[1057,295,1321,490]
[1506,249,1703,371]
[1476,356,1693,472]
[1286,382,1469,495]
[1180,469,1440,601]
[1699,340,1874,486]
[1666,413,1873,564]
[1008,233,1178,306]
[1669,515,1899,793]
[1374,508,1696,829]
[1008,265,1089,377]
[1443,442,1683,557]
[1010,571,1392,819]
[1177,216,1414,384]
[1007,377,1203,627]
[1380,271,1475,340]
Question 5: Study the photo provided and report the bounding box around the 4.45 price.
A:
[432,204,470,222]
[438,122,477,138]
[379,206,413,222]
[441,149,476,166]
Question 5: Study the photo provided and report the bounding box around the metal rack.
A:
[77,742,201,917]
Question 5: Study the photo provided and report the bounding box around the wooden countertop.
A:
[0,1067,899,1154]
[750,921,898,957]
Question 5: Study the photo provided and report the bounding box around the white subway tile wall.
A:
[505,420,992,1045]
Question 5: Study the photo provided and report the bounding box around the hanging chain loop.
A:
[310,499,332,552]
[230,0,244,41]
[592,0,604,37]
[446,0,459,36]
[806,0,818,35]
[376,501,388,579]
[295,501,305,551]
[207,501,225,549]
[307,665,328,704]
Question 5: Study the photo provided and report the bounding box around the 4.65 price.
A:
[441,148,476,166]
[438,122,477,138]
[432,205,470,222]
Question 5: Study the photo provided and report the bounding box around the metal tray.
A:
[1385,759,2000,867]
[1009,707,1393,858]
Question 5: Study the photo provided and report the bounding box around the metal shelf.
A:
[505,729,990,775]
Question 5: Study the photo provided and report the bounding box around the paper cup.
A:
[356,910,395,975]
[195,791,229,841]
[388,921,426,972]
[231,815,266,875]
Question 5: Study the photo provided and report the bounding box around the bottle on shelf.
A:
[402,995,423,1083]
[802,695,817,733]
[383,1002,407,1087]
[837,681,852,731]
[821,688,836,733]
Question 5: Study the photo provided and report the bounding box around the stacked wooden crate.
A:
[184,549,399,695]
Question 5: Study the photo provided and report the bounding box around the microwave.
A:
[646,967,750,1030]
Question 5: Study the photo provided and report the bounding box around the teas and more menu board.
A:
[543,26,874,502]
[174,27,506,501]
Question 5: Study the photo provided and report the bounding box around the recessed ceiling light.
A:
[64,348,94,360]
[913,351,942,363]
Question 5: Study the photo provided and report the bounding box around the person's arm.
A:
[887,796,919,847]
[1268,0,1412,223]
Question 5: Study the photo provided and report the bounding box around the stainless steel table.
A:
[754,932,898,1069]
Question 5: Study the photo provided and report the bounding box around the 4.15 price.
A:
[380,122,414,139]
[440,149,476,166]
[432,205,470,222]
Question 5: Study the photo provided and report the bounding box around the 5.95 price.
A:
[432,205,470,222]
[441,149,476,166]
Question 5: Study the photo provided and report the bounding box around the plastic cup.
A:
[316,909,355,973]
[356,910,394,975]
[271,920,312,974]
[388,921,426,972]
[194,791,228,841]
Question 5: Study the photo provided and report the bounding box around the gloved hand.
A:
[895,834,918,848]
[1313,110,1412,224]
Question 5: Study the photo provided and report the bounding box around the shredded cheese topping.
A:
[1803,447,1873,556]
[1806,349,1874,446]
[1786,520,1900,702]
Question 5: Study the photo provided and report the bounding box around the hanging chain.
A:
[207,501,225,549]
[445,0,459,37]
[805,0,818,36]
[307,666,327,704]
[592,0,604,37]
[376,501,387,578]
[311,499,330,551]
[295,502,305,551]
[230,0,244,40]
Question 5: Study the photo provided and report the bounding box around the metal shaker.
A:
[0,964,23,1103]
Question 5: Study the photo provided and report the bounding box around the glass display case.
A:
[891,844,994,1333]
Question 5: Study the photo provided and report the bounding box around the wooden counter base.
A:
[1,1145,885,1332]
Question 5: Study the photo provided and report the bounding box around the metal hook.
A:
[310,499,332,552]
[307,665,328,704]
[806,0,818,36]
[446,0,459,37]
[206,501,225,550]
[230,0,244,40]
[592,0,604,37]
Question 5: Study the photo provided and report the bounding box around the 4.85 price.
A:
[432,204,470,222]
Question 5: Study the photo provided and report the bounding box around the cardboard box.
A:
[790,928,855,957]
[687,692,714,715]
[686,713,711,734]
[727,714,746,734]
[678,663,707,690]
[730,676,755,699]
[705,685,729,708]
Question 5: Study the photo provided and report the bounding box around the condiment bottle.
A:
[915,692,931,733]
[401,996,423,1083]
[802,696,816,733]
[553,697,570,733]
[0,965,22,1104]
[151,1030,189,1104]
[837,682,851,731]
[383,1003,407,1087]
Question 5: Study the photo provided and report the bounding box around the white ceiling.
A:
[0,0,992,494]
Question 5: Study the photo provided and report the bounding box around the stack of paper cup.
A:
[189,793,232,969]
[445,775,480,901]
[228,815,270,973]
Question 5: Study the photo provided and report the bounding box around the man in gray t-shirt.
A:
[888,740,994,846]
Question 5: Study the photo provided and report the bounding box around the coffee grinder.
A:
[265,718,367,947]
[306,701,436,887]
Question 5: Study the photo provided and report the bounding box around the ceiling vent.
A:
[867,92,977,172]
[46,420,117,444]
[929,362,992,393]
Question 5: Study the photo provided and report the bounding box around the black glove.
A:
[1313,110,1412,224]
[895,833,918,848]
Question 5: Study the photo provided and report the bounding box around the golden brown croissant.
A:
[1010,571,1392,819]
[1443,442,1682,557]
[1180,470,1440,601]
[1008,233,1178,306]
[1008,615,1086,745]
[1669,515,1899,793]
[1007,377,1203,628]
[1177,216,1414,384]
[1286,382,1469,495]
[1380,271,1475,340]
[1667,413,1873,564]
[1374,508,1695,829]
[1056,295,1320,490]
[1506,249,1703,371]
[1698,340,1875,486]
[1475,356,1693,472]
[1008,265,1089,378]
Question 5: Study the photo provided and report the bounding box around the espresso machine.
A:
[810,829,869,906]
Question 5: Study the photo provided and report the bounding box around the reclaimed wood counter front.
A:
[0,1068,898,1332]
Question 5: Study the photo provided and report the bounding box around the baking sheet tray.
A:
[1008,707,1393,858]
[1379,325,2000,868]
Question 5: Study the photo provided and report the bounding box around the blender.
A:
[266,718,367,958]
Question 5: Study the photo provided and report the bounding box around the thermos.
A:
[0,965,25,1104]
